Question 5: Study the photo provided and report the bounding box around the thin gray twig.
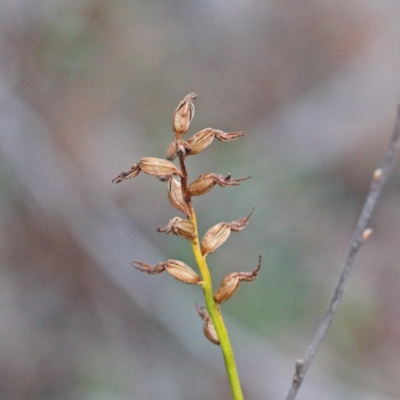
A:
[285,98,400,400]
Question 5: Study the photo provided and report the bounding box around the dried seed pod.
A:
[172,93,197,137]
[166,140,192,160]
[214,256,262,304]
[112,163,141,183]
[132,260,201,284]
[228,208,254,232]
[196,304,220,345]
[157,217,197,240]
[201,222,231,256]
[167,176,189,216]
[188,173,251,197]
[164,260,201,284]
[139,157,182,177]
[201,210,254,255]
[187,128,215,155]
[188,173,217,196]
[214,130,246,142]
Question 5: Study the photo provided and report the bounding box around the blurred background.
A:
[1,1,400,399]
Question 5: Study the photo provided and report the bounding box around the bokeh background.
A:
[1,1,400,399]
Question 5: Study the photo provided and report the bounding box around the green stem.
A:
[189,207,244,400]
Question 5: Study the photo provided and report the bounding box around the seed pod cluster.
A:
[112,93,259,350]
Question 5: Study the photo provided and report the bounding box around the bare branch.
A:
[285,98,400,400]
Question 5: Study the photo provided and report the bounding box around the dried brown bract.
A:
[112,163,141,183]
[228,208,254,232]
[196,304,220,345]
[214,130,246,142]
[214,256,262,304]
[173,93,197,138]
[157,217,197,240]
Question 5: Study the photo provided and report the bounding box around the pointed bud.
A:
[172,93,197,137]
[139,157,182,178]
[112,163,141,183]
[166,140,192,160]
[187,128,215,155]
[196,305,220,345]
[201,222,231,256]
[214,256,262,304]
[188,173,251,197]
[164,260,201,284]
[228,208,254,232]
[201,210,254,256]
[167,176,189,216]
[214,130,246,142]
[157,217,197,240]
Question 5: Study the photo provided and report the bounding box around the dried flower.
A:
[167,176,189,216]
[165,259,201,284]
[132,260,201,284]
[196,304,220,345]
[201,222,231,256]
[214,130,246,142]
[112,163,141,183]
[172,93,197,137]
[157,216,197,240]
[187,128,215,155]
[214,256,262,304]
[201,210,254,256]
[188,173,250,196]
[228,208,254,232]
[139,157,182,178]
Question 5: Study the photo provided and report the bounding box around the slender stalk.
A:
[179,156,243,400]
[191,209,243,400]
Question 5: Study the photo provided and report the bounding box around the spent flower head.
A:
[112,93,261,399]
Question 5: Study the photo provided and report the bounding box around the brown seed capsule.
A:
[214,130,246,142]
[139,157,182,178]
[201,222,231,256]
[157,217,197,240]
[188,173,251,197]
[188,173,217,196]
[196,305,220,345]
[201,210,254,255]
[167,176,189,216]
[187,128,215,155]
[164,260,201,284]
[214,255,262,304]
[112,163,141,183]
[132,260,201,284]
[172,93,197,137]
